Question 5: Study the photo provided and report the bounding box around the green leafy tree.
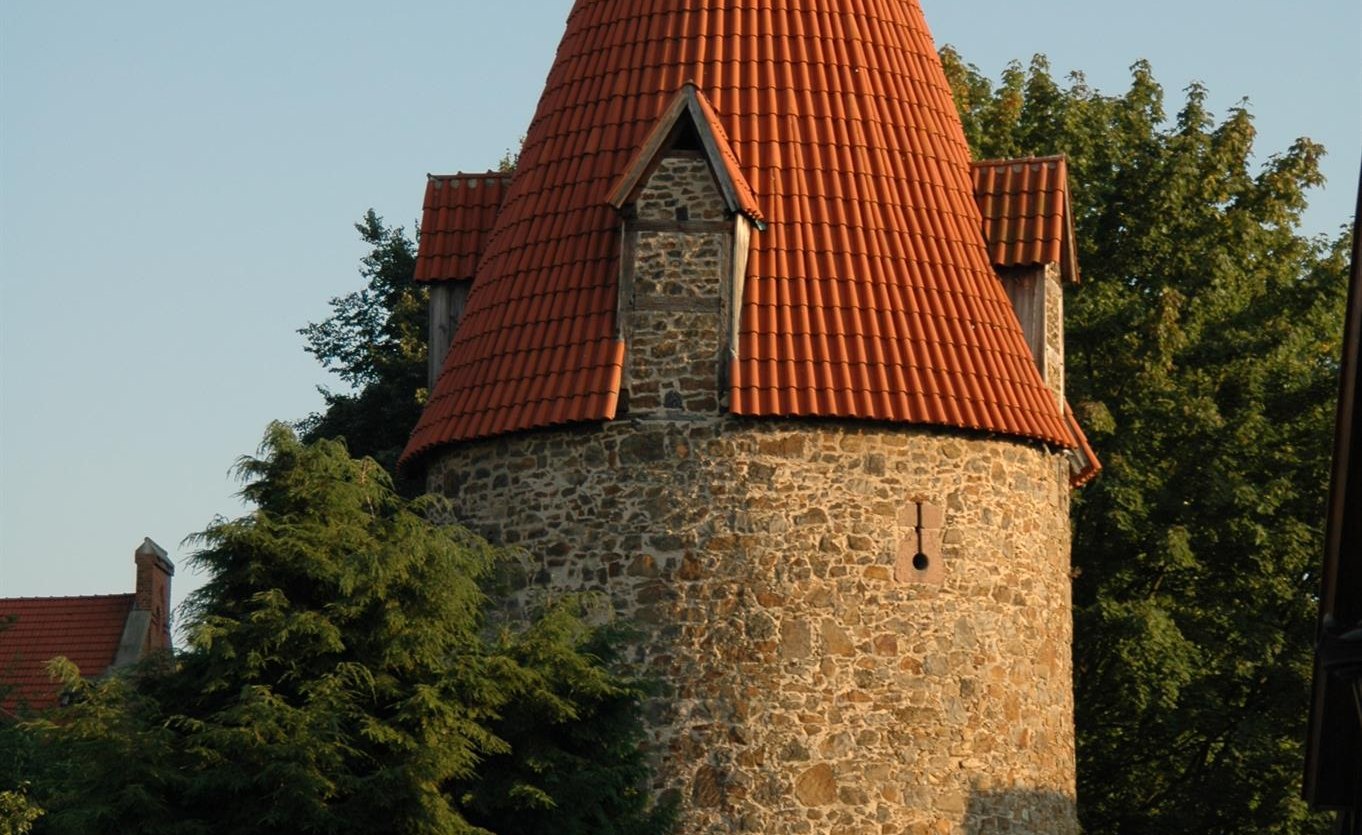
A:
[299,211,427,493]
[19,426,674,835]
[941,49,1348,832]
[0,786,42,835]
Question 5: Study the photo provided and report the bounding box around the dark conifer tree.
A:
[12,426,674,835]
[298,211,427,495]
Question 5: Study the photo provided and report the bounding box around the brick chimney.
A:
[133,537,174,651]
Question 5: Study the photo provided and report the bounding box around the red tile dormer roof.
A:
[0,595,133,713]
[414,172,512,284]
[402,0,1077,467]
[971,156,1080,283]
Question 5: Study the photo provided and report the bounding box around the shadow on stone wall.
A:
[964,787,1079,835]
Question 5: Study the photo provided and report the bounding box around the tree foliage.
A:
[299,211,426,493]
[942,48,1348,832]
[8,426,674,835]
[0,786,41,835]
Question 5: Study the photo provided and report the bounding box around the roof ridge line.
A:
[972,154,1068,166]
[0,593,136,604]
[427,171,513,183]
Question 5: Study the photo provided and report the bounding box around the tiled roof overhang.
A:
[402,0,1077,468]
[414,172,512,284]
[971,156,1080,283]
[1064,404,1102,488]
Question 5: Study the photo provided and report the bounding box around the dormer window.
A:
[607,84,764,417]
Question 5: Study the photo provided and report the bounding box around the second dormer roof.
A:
[971,155,1080,283]
[414,172,512,284]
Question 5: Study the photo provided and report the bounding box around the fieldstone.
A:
[779,740,810,762]
[677,555,703,581]
[821,620,855,656]
[692,765,724,808]
[759,436,807,457]
[847,534,876,552]
[619,432,667,463]
[794,763,838,806]
[627,554,660,577]
[780,620,812,660]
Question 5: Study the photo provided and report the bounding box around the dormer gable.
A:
[971,155,1078,412]
[608,83,763,228]
[416,171,512,387]
[971,155,1079,284]
[972,156,1100,487]
[415,172,512,284]
[610,86,760,417]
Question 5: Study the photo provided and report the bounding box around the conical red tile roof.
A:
[403,0,1074,467]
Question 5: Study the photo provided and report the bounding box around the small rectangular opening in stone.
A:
[896,500,944,585]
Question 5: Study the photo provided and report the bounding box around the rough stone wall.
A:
[636,154,727,223]
[623,153,732,415]
[428,419,1078,835]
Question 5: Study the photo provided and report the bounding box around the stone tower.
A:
[403,2,1098,832]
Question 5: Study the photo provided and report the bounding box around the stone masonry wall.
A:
[636,153,728,223]
[428,419,1079,835]
[623,154,731,415]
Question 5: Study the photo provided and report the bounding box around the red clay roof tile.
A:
[971,156,1079,282]
[403,0,1076,466]
[0,595,132,712]
[414,172,512,284]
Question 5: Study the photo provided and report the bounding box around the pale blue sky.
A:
[2,1,1358,627]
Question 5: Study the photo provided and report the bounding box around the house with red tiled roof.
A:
[402,1,1100,831]
[0,538,173,714]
